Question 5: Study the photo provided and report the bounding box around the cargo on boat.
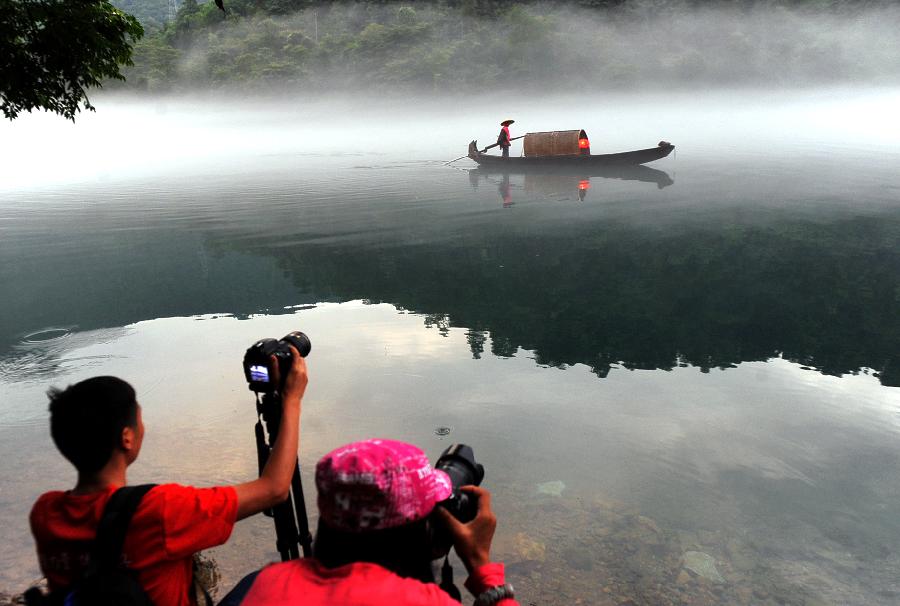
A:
[523,130,591,157]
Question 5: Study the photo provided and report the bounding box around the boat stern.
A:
[468,140,479,160]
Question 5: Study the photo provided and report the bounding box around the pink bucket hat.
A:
[316,439,453,532]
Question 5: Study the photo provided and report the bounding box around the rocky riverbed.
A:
[5,494,890,605]
[495,494,833,606]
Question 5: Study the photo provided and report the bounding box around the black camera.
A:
[431,444,485,554]
[436,444,485,522]
[243,331,311,392]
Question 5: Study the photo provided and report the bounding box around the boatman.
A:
[497,119,514,158]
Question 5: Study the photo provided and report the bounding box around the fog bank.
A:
[122,1,900,94]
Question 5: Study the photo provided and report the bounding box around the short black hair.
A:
[48,376,138,474]
[313,518,435,585]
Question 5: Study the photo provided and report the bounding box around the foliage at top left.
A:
[0,0,143,120]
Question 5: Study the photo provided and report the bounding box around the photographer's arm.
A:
[436,486,519,605]
[233,346,307,521]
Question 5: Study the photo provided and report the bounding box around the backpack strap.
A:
[192,557,215,606]
[90,484,158,571]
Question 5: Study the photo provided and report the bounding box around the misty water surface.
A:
[1,89,899,605]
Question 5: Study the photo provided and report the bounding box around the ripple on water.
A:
[21,327,72,344]
[0,327,93,393]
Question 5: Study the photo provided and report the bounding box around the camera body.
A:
[431,444,485,554]
[243,331,311,392]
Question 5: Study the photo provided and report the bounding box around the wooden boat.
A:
[467,129,674,167]
[468,140,675,167]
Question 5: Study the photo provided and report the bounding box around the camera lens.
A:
[281,331,311,357]
[430,444,485,557]
[435,444,485,523]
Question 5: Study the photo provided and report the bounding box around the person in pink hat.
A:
[221,439,519,606]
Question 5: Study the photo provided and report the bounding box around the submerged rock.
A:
[536,480,566,497]
[683,551,725,583]
[512,532,547,562]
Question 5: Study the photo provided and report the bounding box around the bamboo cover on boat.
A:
[523,130,589,157]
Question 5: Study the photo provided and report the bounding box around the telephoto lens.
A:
[435,444,485,523]
[430,444,485,556]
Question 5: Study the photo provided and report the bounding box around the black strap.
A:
[439,556,462,603]
[90,484,157,570]
[217,571,260,606]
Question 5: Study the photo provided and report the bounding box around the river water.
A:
[1,89,899,605]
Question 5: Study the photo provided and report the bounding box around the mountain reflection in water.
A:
[1,164,896,387]
[241,198,897,386]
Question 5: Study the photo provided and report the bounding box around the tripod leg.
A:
[254,421,273,517]
[256,394,307,560]
[257,416,299,559]
[255,421,268,476]
[290,458,313,557]
[271,495,301,561]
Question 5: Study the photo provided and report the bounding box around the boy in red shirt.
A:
[30,346,308,606]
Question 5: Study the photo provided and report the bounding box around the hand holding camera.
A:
[436,485,497,573]
[270,345,308,408]
[243,331,311,395]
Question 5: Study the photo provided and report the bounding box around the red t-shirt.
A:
[240,558,518,606]
[30,483,238,606]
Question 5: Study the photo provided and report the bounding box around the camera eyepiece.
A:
[243,331,311,393]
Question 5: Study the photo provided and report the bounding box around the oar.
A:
[479,135,525,153]
[445,135,525,165]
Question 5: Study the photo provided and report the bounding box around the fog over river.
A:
[1,88,899,605]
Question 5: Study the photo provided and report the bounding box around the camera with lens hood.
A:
[431,444,485,554]
[243,331,311,393]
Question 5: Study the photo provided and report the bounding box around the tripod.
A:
[254,392,313,561]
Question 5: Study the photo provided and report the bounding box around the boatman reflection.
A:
[498,119,514,158]
[578,178,590,201]
[499,173,513,207]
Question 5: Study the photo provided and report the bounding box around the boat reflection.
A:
[469,164,673,205]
